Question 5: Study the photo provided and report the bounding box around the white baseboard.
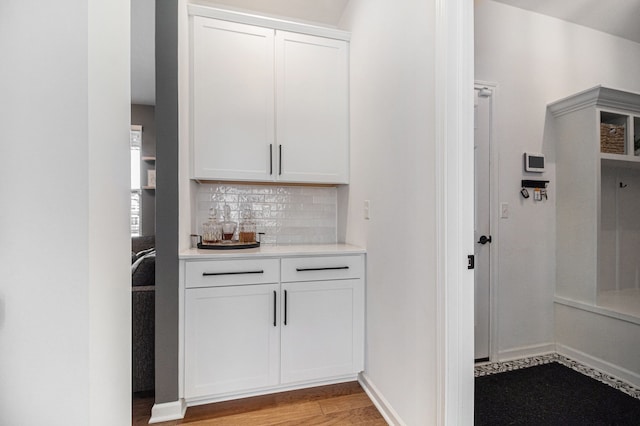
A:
[149,399,187,424]
[497,342,556,362]
[358,373,405,426]
[556,344,640,389]
[185,375,358,407]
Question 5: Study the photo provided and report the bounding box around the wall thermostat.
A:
[524,152,545,173]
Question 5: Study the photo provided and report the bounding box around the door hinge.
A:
[467,255,475,270]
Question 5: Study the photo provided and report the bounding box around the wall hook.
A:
[620,182,628,188]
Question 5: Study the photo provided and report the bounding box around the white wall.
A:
[475,0,640,357]
[555,303,640,387]
[339,0,438,424]
[0,1,131,424]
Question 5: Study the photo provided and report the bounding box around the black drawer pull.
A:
[295,266,350,272]
[269,144,273,175]
[202,270,264,276]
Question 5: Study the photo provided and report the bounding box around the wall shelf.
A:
[521,179,549,189]
[142,156,156,162]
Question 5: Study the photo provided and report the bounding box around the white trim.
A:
[557,344,640,388]
[358,373,406,426]
[178,259,186,398]
[186,375,358,407]
[187,4,351,41]
[474,81,500,362]
[554,296,640,325]
[497,343,556,362]
[549,86,640,117]
[149,399,187,424]
[435,0,475,424]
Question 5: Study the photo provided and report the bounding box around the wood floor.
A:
[132,382,387,425]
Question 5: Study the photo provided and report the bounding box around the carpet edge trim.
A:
[475,352,640,400]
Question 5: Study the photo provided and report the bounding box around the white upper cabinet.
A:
[276,31,349,184]
[191,17,275,181]
[190,11,350,184]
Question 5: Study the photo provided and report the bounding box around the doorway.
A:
[474,83,495,362]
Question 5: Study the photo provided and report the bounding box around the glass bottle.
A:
[238,206,256,243]
[201,207,222,245]
[221,204,237,241]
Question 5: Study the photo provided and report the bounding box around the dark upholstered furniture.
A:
[132,235,155,393]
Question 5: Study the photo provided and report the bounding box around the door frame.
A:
[435,0,475,424]
[474,81,500,362]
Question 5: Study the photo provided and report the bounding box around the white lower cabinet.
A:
[182,254,364,403]
[281,279,364,384]
[184,284,280,399]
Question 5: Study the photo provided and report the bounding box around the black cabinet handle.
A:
[269,144,273,175]
[279,145,282,175]
[273,290,277,327]
[202,270,264,276]
[295,266,350,272]
[284,290,288,326]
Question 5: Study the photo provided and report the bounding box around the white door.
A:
[184,284,280,398]
[474,85,493,361]
[275,31,349,184]
[191,17,275,181]
[280,279,364,384]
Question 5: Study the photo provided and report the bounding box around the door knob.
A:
[477,235,492,245]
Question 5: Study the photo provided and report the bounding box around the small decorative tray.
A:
[197,241,260,250]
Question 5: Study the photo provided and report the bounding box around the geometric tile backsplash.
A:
[195,183,337,245]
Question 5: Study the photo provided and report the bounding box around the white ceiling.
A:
[130,0,640,105]
[493,0,640,44]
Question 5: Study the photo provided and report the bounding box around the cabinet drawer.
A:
[185,259,280,288]
[281,255,363,283]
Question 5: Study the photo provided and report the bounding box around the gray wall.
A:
[155,0,180,404]
[132,104,156,236]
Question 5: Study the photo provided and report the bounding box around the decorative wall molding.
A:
[434,0,475,424]
[548,85,640,118]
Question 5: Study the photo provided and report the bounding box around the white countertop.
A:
[179,243,366,259]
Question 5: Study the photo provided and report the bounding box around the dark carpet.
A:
[475,362,640,425]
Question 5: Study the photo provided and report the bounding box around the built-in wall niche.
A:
[600,110,640,158]
[550,86,640,318]
[599,164,640,316]
[599,165,640,292]
[600,111,628,155]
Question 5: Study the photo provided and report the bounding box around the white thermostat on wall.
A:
[524,152,545,173]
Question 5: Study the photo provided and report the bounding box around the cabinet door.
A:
[275,31,349,184]
[185,284,280,399]
[281,279,364,384]
[191,17,275,181]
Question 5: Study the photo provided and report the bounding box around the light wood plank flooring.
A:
[133,382,387,425]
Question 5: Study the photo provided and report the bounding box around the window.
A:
[131,125,142,236]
